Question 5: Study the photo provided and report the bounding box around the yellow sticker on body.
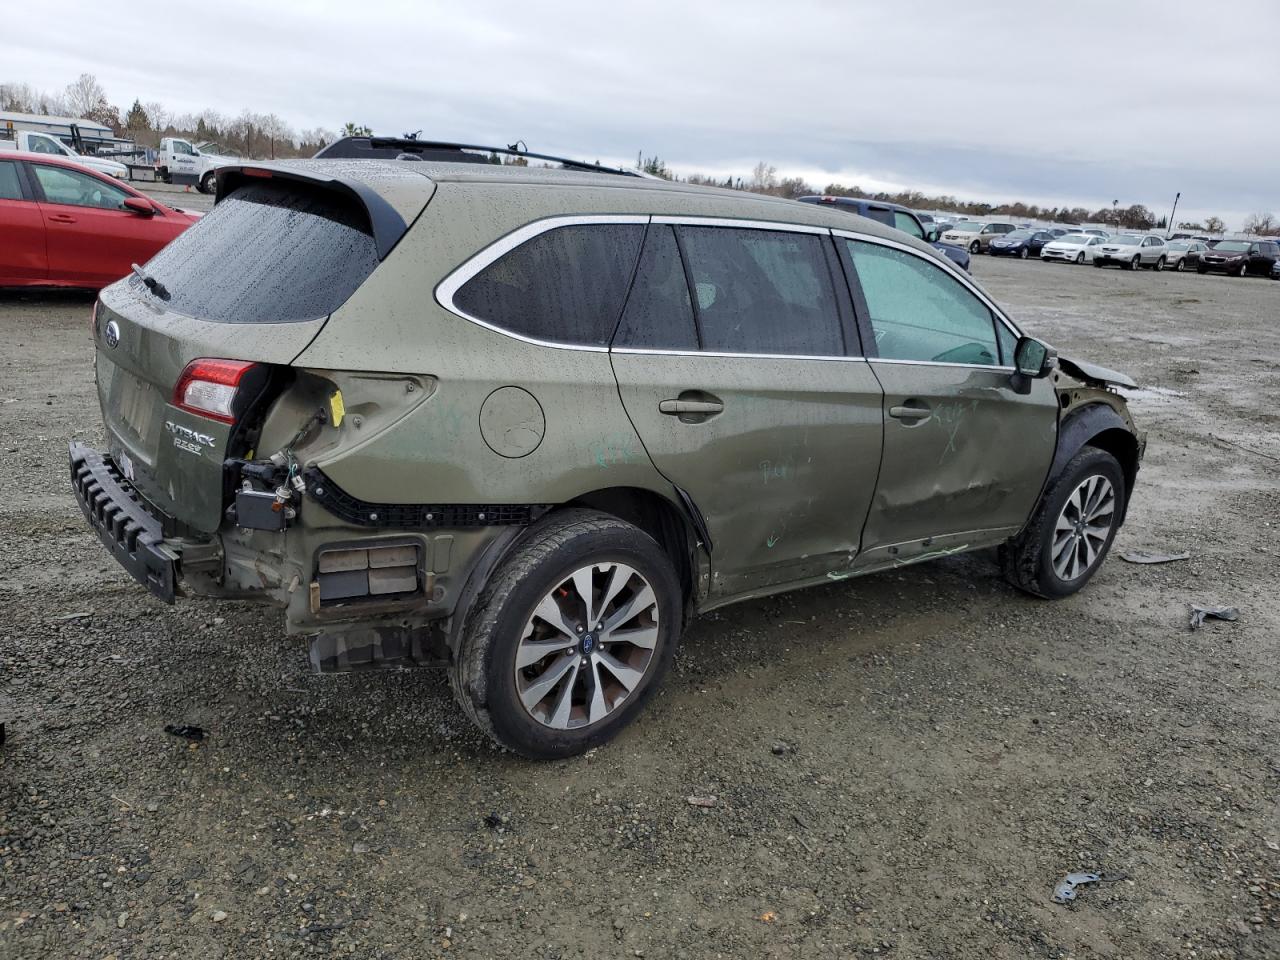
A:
[329,390,345,427]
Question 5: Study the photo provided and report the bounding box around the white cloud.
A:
[7,0,1278,228]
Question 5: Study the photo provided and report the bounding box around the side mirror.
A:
[1013,336,1056,378]
[926,228,940,243]
[122,197,155,217]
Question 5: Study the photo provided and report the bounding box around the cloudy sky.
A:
[9,1,1279,227]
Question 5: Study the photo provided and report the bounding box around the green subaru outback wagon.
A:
[72,159,1143,758]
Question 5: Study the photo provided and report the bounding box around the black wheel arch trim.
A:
[1040,404,1141,528]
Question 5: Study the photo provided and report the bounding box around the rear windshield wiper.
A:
[130,263,171,301]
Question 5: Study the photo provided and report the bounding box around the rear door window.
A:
[844,239,1000,366]
[454,223,644,347]
[0,160,23,200]
[143,181,380,324]
[676,226,844,356]
[613,225,698,350]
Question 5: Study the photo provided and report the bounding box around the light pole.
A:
[1166,192,1180,239]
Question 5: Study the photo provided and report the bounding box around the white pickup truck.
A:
[0,129,129,179]
[156,137,237,193]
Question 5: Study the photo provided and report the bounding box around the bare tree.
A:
[1204,216,1225,235]
[143,100,171,132]
[259,113,293,159]
[749,161,778,192]
[1242,212,1277,236]
[64,73,107,119]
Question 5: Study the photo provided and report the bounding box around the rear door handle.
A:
[888,402,932,422]
[660,399,724,416]
[48,214,77,223]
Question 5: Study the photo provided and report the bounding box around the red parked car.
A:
[0,150,198,289]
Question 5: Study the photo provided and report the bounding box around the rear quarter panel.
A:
[290,182,677,507]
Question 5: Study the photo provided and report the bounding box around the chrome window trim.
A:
[434,214,652,353]
[436,213,848,353]
[651,215,830,236]
[831,227,1026,346]
[612,347,868,362]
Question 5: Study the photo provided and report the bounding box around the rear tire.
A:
[449,509,681,759]
[1153,256,1165,272]
[1001,447,1126,600]
[1175,258,1185,272]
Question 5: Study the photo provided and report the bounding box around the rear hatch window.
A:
[142,180,379,323]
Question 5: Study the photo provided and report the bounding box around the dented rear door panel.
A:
[856,362,1057,567]
[612,352,883,596]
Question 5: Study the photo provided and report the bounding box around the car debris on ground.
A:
[1188,605,1240,631]
[1120,550,1191,564]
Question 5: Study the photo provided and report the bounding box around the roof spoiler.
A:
[315,135,645,178]
[213,165,409,260]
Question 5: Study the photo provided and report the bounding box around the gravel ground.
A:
[1,256,1278,959]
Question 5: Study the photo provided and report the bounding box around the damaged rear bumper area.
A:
[69,442,178,603]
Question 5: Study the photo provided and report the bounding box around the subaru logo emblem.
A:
[581,633,596,654]
[104,320,121,349]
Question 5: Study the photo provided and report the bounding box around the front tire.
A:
[1127,256,1140,271]
[449,509,681,759]
[969,241,981,254]
[1020,247,1029,259]
[198,172,216,195]
[1153,256,1165,272]
[1076,252,1086,264]
[1175,258,1185,272]
[1001,446,1126,599]
[1237,262,1247,277]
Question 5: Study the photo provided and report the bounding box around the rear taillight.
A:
[91,300,99,338]
[173,359,259,424]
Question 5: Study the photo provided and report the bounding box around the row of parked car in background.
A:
[935,217,1280,279]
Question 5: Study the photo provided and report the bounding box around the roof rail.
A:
[314,135,645,178]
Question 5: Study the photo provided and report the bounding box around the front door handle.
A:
[48,214,77,223]
[888,402,932,422]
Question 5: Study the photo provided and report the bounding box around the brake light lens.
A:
[173,359,258,424]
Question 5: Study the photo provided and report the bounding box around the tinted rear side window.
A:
[143,181,378,323]
[0,160,23,200]
[677,226,843,356]
[454,224,644,347]
[613,225,697,350]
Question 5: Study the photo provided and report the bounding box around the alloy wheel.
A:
[513,562,660,730]
[1052,475,1116,581]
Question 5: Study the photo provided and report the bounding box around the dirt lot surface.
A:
[1,257,1278,959]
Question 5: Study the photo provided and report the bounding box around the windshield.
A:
[947,222,983,233]
[1211,240,1250,252]
[1056,234,1089,244]
[1004,230,1033,240]
[1107,234,1142,245]
[1167,241,1189,250]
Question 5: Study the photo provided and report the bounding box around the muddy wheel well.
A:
[564,487,700,608]
[1085,427,1140,499]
